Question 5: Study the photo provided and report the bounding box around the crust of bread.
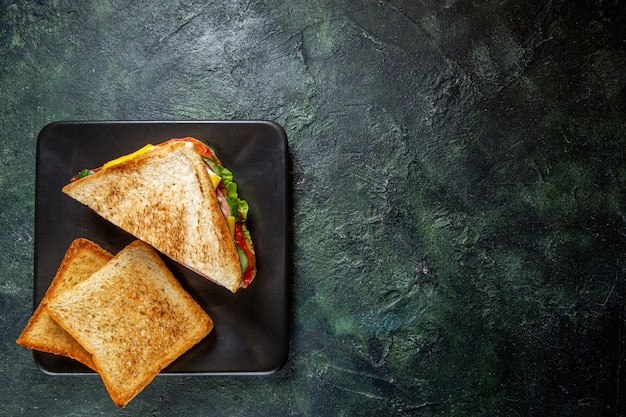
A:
[46,240,213,408]
[62,141,242,292]
[16,238,113,370]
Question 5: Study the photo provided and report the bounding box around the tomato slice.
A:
[234,223,255,287]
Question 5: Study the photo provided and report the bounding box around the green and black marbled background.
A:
[1,1,625,415]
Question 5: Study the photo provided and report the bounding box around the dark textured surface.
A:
[1,0,626,415]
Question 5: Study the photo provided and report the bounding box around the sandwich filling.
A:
[71,137,256,288]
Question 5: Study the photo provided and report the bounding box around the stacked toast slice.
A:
[17,238,213,407]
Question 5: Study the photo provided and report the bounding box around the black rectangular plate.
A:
[34,120,289,375]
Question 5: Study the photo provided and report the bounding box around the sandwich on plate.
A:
[62,137,256,293]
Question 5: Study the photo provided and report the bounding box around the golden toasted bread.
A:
[62,141,242,292]
[46,240,213,408]
[16,238,113,370]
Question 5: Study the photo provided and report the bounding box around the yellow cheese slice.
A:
[102,144,155,169]
[227,215,235,237]
[208,170,221,189]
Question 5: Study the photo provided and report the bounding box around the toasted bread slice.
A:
[16,238,113,370]
[47,240,213,408]
[62,141,242,292]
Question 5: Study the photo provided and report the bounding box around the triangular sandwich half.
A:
[46,240,213,408]
[16,238,113,370]
[62,138,256,293]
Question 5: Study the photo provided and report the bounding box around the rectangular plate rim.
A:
[33,119,289,376]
